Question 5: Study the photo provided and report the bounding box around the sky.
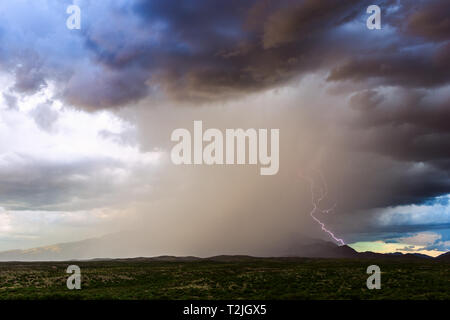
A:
[0,0,449,258]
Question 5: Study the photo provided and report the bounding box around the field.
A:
[0,257,448,300]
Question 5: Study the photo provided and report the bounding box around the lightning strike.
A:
[301,170,345,246]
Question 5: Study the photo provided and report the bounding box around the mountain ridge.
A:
[0,236,447,262]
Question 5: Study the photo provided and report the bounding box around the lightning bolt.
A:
[300,170,345,246]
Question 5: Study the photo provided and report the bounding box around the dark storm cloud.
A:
[0,0,447,110]
[332,83,450,210]
[2,0,448,108]
[326,0,450,88]
[62,67,150,110]
[76,0,449,106]
[403,0,450,41]
[260,0,362,48]
[104,0,450,243]
[343,85,450,168]
[327,49,450,88]
[78,0,373,105]
[349,89,383,110]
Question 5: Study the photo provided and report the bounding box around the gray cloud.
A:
[29,102,59,132]
[2,92,17,110]
[12,55,48,94]
[403,0,450,41]
[327,50,450,88]
[0,155,120,211]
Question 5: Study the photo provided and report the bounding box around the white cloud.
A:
[397,232,442,246]
[376,194,450,226]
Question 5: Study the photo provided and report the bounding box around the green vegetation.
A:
[0,258,448,300]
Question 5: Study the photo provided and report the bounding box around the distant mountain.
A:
[0,232,187,261]
[0,236,446,262]
[0,233,157,261]
[284,240,359,258]
[437,252,450,261]
[0,239,107,261]
[281,238,441,260]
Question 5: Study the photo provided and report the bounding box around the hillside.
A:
[0,236,445,262]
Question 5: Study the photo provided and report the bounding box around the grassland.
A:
[0,257,448,300]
